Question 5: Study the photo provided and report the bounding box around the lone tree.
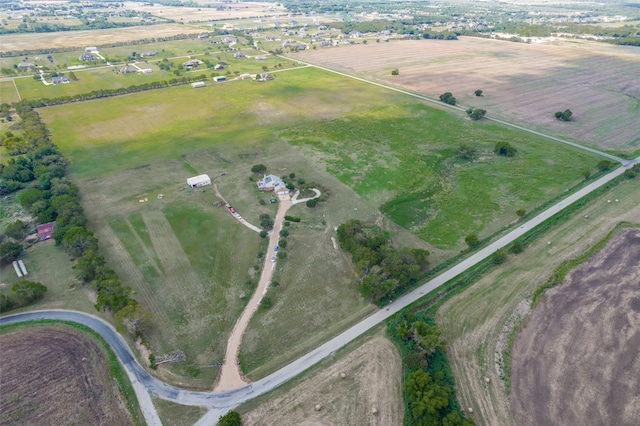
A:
[474,89,483,96]
[439,92,456,105]
[465,233,479,248]
[494,141,517,157]
[554,109,573,121]
[250,164,267,174]
[516,208,526,219]
[466,108,486,120]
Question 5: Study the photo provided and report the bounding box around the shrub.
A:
[0,241,23,263]
[280,228,289,238]
[474,89,483,96]
[260,295,273,309]
[259,230,268,238]
[278,239,287,249]
[391,68,399,75]
[494,141,517,157]
[306,198,318,208]
[218,410,242,426]
[251,164,267,174]
[554,109,572,121]
[464,234,479,248]
[439,92,456,105]
[284,215,300,222]
[4,220,25,240]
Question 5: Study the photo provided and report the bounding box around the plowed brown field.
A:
[0,324,134,426]
[510,228,640,426]
[293,38,640,152]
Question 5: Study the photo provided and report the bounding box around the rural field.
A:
[239,328,403,426]
[0,323,141,425]
[0,23,204,52]
[0,80,20,104]
[510,228,640,426]
[293,37,640,154]
[37,65,613,386]
[124,1,286,23]
[436,179,640,426]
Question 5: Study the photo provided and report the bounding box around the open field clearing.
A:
[0,323,139,425]
[0,80,20,103]
[124,1,286,23]
[152,397,208,426]
[40,65,608,384]
[293,37,640,153]
[0,238,100,315]
[283,102,603,248]
[510,228,640,426]
[0,24,204,52]
[240,330,403,426]
[436,180,640,426]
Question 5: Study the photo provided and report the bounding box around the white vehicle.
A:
[271,255,276,262]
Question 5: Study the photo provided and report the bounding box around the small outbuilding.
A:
[191,81,206,88]
[37,221,55,240]
[213,76,226,82]
[187,174,211,188]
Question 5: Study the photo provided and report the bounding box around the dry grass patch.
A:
[293,37,640,152]
[240,331,403,426]
[0,23,203,52]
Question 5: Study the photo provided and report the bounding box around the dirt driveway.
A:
[510,228,640,426]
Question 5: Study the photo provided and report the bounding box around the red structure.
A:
[36,222,55,240]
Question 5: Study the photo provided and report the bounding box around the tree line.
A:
[388,310,475,426]
[337,219,430,303]
[0,103,147,326]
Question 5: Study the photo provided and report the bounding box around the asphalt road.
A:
[2,157,637,425]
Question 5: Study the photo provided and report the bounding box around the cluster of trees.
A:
[465,108,486,120]
[422,31,458,40]
[337,219,429,303]
[623,163,640,179]
[389,311,475,426]
[2,104,147,325]
[554,109,573,121]
[0,280,47,313]
[439,92,456,106]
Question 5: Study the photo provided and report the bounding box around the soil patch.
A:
[0,324,134,426]
[510,228,640,426]
[241,335,403,426]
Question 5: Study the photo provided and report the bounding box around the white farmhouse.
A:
[187,174,211,188]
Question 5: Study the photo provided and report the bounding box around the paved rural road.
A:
[2,157,637,425]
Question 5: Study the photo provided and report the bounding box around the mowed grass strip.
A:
[283,103,603,248]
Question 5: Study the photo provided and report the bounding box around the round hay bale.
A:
[468,407,474,413]
[315,404,322,412]
[340,372,346,379]
[485,377,490,383]
[372,407,378,415]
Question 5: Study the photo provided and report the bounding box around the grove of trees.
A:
[337,219,430,303]
[439,92,456,106]
[554,109,573,121]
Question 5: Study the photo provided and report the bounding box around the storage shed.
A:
[187,174,211,188]
[191,81,205,88]
[213,76,226,82]
[37,221,55,240]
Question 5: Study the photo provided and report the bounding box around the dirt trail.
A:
[214,196,293,390]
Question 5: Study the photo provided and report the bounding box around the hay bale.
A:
[314,404,322,412]
[372,407,378,415]
[340,372,346,379]
[468,407,474,413]
[485,377,491,383]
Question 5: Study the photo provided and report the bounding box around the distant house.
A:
[191,81,205,88]
[282,39,297,47]
[120,65,137,74]
[141,68,153,74]
[214,63,225,70]
[140,51,158,57]
[256,174,288,194]
[294,43,308,50]
[233,51,246,58]
[221,37,236,44]
[52,76,69,84]
[37,222,55,240]
[183,59,204,67]
[213,76,226,82]
[79,53,96,61]
[18,63,35,69]
[187,174,211,188]
[85,46,97,52]
[257,72,273,81]
[198,33,210,39]
[240,73,251,79]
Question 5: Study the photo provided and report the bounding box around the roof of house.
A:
[52,76,69,84]
[37,222,55,238]
[18,63,35,68]
[257,174,286,191]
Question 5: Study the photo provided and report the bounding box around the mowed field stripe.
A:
[97,222,176,343]
[142,211,209,333]
[125,218,163,277]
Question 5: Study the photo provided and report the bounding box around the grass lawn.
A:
[0,80,21,104]
[152,397,208,426]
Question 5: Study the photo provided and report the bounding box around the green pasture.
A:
[0,80,20,104]
[282,103,603,247]
[104,196,260,386]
